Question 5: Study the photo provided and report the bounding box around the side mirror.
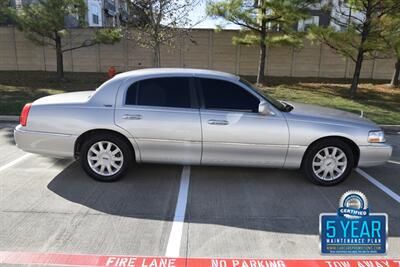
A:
[258,102,271,115]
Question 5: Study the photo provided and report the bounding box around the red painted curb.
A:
[1,252,399,267]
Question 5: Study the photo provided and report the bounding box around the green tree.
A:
[308,0,400,97]
[6,0,121,80]
[207,0,319,84]
[127,0,200,67]
[379,15,400,87]
[0,0,13,24]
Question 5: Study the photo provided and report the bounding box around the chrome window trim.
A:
[116,72,282,116]
[115,105,200,114]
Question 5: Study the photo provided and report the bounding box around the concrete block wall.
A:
[0,27,396,80]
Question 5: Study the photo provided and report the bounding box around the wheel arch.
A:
[74,128,138,161]
[301,136,360,168]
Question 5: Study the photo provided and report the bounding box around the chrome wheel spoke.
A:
[98,142,105,151]
[100,164,105,173]
[111,162,119,169]
[90,147,99,155]
[106,142,112,152]
[106,165,112,174]
[93,161,101,168]
[334,166,342,173]
[336,153,345,160]
[331,148,337,157]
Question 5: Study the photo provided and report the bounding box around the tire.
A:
[302,139,355,186]
[80,133,133,182]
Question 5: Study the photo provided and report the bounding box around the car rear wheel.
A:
[303,139,354,186]
[80,134,132,182]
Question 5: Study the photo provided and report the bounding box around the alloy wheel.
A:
[87,141,124,176]
[312,146,347,181]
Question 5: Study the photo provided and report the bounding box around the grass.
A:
[0,71,107,116]
[258,82,400,125]
[0,71,399,124]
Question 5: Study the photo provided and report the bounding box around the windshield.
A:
[239,78,287,111]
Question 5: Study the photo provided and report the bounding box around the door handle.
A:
[122,114,142,120]
[208,119,229,125]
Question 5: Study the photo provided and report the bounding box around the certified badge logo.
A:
[319,190,388,254]
[338,191,369,219]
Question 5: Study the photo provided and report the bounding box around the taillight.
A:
[20,103,32,126]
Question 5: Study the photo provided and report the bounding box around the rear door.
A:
[115,76,202,164]
[197,77,289,167]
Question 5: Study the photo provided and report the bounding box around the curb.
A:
[0,115,18,122]
[380,125,400,134]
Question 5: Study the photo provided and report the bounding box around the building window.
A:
[89,2,101,27]
[92,14,99,25]
[298,16,320,31]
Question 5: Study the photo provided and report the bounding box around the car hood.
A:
[284,101,378,128]
[33,91,94,105]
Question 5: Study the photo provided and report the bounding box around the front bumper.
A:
[358,143,393,167]
[14,125,76,158]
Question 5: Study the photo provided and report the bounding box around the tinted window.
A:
[125,82,139,105]
[239,78,286,111]
[125,77,191,108]
[200,78,259,112]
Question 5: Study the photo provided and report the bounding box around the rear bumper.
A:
[358,143,393,167]
[14,125,76,158]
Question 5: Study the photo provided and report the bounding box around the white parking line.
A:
[388,160,400,165]
[356,168,400,204]
[0,154,32,172]
[165,165,190,257]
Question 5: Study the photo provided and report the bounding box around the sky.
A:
[189,0,241,29]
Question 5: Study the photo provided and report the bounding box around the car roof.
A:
[113,68,239,81]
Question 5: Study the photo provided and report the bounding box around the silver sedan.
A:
[14,68,392,185]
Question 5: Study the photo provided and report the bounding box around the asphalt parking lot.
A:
[0,122,399,262]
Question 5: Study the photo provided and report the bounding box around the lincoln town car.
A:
[14,68,392,185]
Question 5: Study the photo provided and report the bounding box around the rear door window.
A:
[125,77,192,108]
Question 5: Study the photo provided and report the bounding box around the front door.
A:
[197,78,289,167]
[115,76,202,164]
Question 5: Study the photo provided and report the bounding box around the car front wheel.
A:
[80,134,132,182]
[303,139,354,186]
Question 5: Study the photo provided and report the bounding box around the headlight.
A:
[368,130,385,143]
